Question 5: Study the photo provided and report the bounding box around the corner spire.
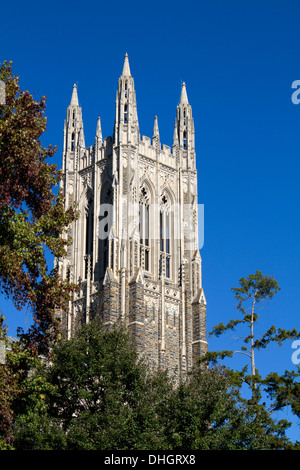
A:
[152,115,160,151]
[122,53,131,77]
[114,53,139,145]
[96,116,102,141]
[78,125,85,148]
[94,116,102,161]
[180,82,189,104]
[70,84,79,107]
[172,119,179,148]
[175,81,195,168]
[152,116,160,140]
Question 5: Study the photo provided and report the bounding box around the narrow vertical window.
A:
[124,103,128,123]
[139,202,143,244]
[145,248,149,271]
[110,239,114,269]
[103,210,108,274]
[145,204,149,247]
[99,186,113,278]
[85,212,89,257]
[166,211,170,254]
[160,194,172,279]
[71,132,75,151]
[183,131,187,150]
[85,201,94,280]
[166,256,170,278]
[85,211,89,279]
[160,210,164,251]
[103,238,108,273]
[139,186,150,272]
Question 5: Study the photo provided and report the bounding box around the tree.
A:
[13,321,172,450]
[11,319,298,450]
[0,61,78,354]
[161,365,294,450]
[202,271,300,444]
[0,316,17,449]
[0,320,63,449]
[0,313,56,449]
[210,271,282,378]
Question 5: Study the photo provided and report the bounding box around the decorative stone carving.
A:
[58,54,207,378]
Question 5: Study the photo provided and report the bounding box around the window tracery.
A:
[139,184,150,272]
[160,191,171,279]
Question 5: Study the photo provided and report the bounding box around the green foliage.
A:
[0,333,42,449]
[263,369,300,417]
[0,316,15,449]
[0,362,16,449]
[209,271,300,368]
[9,321,299,450]
[13,321,172,450]
[205,271,300,446]
[0,61,79,354]
[231,270,280,305]
[211,271,280,337]
[255,326,300,350]
[162,365,294,450]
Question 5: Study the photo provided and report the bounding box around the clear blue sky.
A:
[1,0,299,440]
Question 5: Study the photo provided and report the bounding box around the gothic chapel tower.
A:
[59,54,207,377]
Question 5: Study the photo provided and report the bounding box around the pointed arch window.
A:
[139,186,150,272]
[160,194,171,279]
[84,199,94,280]
[103,209,109,274]
[98,185,113,278]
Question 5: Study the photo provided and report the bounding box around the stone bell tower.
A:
[58,54,207,377]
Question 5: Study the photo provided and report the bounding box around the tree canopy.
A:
[202,271,300,444]
[7,320,299,450]
[0,61,78,354]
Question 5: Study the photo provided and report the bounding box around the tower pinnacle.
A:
[180,82,189,104]
[96,116,102,141]
[70,84,79,107]
[122,53,131,77]
[114,53,138,144]
[152,115,160,139]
